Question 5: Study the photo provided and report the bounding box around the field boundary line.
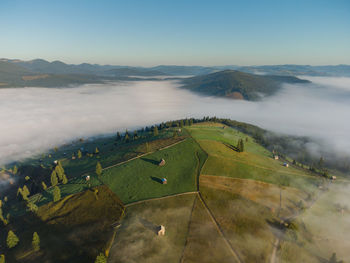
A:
[124,191,198,207]
[186,128,242,263]
[101,138,188,171]
[179,195,198,263]
[197,192,242,263]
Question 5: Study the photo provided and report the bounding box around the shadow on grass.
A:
[222,142,239,152]
[141,157,159,165]
[150,176,163,184]
[139,218,159,235]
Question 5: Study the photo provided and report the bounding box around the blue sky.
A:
[0,0,349,66]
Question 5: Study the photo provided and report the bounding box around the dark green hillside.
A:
[181,70,310,100]
[105,67,167,77]
[0,60,103,87]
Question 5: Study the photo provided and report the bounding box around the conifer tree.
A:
[42,181,47,190]
[185,119,189,126]
[180,120,184,128]
[0,254,5,263]
[51,170,58,186]
[96,162,102,176]
[95,253,107,263]
[77,150,82,159]
[133,130,138,140]
[55,165,64,181]
[124,130,130,143]
[13,165,18,175]
[53,186,61,202]
[7,230,19,248]
[32,232,40,252]
[62,174,68,184]
[189,119,193,126]
[116,132,121,141]
[95,147,99,154]
[153,126,159,136]
[23,185,30,197]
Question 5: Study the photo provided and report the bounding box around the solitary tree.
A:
[153,126,159,136]
[7,230,19,249]
[185,119,189,126]
[55,165,64,181]
[53,186,61,202]
[95,147,99,154]
[116,132,121,141]
[133,131,138,140]
[62,174,68,184]
[180,120,184,128]
[32,232,40,252]
[77,150,82,159]
[237,139,245,153]
[95,253,107,263]
[50,170,58,186]
[96,162,102,176]
[189,119,193,126]
[329,252,343,263]
[13,165,18,175]
[124,130,130,143]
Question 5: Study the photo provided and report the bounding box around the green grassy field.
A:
[1,185,124,263]
[100,138,206,204]
[187,123,323,193]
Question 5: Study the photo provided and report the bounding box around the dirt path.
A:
[270,238,280,263]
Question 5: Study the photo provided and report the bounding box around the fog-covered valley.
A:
[1,76,350,166]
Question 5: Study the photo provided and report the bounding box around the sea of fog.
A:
[1,76,350,165]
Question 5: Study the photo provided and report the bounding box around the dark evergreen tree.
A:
[153,126,159,136]
[53,186,61,202]
[32,232,40,252]
[96,162,102,176]
[116,132,121,141]
[7,230,19,248]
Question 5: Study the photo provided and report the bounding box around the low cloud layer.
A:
[1,76,350,165]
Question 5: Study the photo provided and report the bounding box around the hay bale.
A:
[159,159,166,166]
[158,225,165,236]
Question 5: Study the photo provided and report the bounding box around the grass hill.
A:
[0,119,347,263]
[0,60,103,87]
[180,70,310,100]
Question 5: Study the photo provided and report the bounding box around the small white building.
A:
[86,175,90,181]
[158,225,165,236]
[331,175,337,180]
[283,163,289,168]
[274,155,279,160]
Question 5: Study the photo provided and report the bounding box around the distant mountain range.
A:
[0,58,348,100]
[180,70,310,100]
